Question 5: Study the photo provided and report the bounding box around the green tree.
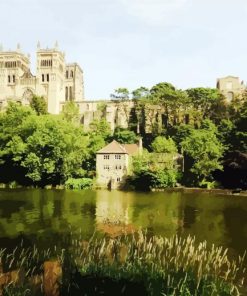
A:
[181,120,224,187]
[83,119,111,174]
[110,88,130,100]
[151,136,177,153]
[170,124,193,151]
[150,82,191,128]
[18,115,88,184]
[61,101,79,124]
[89,119,111,140]
[132,87,150,100]
[233,100,247,152]
[113,128,138,144]
[130,150,179,190]
[217,119,235,151]
[30,95,48,115]
[186,88,223,120]
[0,103,89,185]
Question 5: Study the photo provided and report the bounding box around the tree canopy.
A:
[151,136,177,154]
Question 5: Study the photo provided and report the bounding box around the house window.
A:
[104,155,110,160]
[115,165,122,170]
[104,165,110,170]
[117,177,121,182]
[115,154,121,159]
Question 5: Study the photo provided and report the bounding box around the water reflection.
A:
[0,189,246,262]
[95,191,135,236]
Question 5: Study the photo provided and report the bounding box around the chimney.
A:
[138,137,143,155]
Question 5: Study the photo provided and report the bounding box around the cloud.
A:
[119,0,188,25]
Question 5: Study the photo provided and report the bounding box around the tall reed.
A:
[1,231,246,295]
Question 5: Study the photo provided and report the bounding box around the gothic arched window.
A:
[69,86,73,101]
[65,87,68,101]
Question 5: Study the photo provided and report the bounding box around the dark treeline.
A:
[0,82,246,190]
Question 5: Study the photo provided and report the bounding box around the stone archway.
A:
[227,91,234,102]
[22,88,34,102]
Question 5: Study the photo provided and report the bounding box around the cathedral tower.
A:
[36,42,65,114]
[0,44,31,104]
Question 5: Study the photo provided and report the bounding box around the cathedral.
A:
[0,43,245,134]
[0,42,84,114]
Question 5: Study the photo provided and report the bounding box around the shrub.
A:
[65,178,93,190]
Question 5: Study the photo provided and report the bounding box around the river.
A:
[0,189,247,261]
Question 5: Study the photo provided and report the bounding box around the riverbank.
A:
[151,187,247,196]
[1,182,247,197]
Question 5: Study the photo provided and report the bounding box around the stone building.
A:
[216,76,246,102]
[96,139,142,189]
[0,43,84,114]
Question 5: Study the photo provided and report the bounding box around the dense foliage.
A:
[0,81,246,190]
[0,102,107,187]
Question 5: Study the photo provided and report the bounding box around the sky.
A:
[1,0,247,99]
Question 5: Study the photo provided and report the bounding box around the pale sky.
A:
[1,0,247,99]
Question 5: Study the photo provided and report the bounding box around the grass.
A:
[1,231,246,295]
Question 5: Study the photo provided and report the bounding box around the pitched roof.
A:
[97,140,127,154]
[97,140,139,155]
[123,144,139,155]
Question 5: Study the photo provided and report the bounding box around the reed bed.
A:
[1,231,246,295]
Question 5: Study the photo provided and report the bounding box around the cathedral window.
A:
[42,74,44,82]
[8,75,10,83]
[104,155,110,160]
[65,87,68,101]
[69,86,73,100]
[70,70,74,78]
[47,74,49,82]
[66,70,68,79]
[13,75,15,83]
[226,82,233,90]
[115,155,121,160]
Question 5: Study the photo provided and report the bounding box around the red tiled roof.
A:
[97,140,139,155]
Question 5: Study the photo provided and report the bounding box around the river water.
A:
[0,189,247,260]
